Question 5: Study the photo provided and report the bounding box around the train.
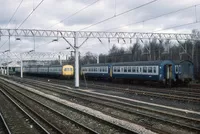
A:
[174,60,194,85]
[15,65,74,78]
[81,60,194,86]
[15,60,194,87]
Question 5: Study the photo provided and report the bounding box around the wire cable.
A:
[106,4,200,31]
[0,40,8,49]
[0,0,24,49]
[0,0,45,51]
[17,0,45,29]
[5,0,24,28]
[47,0,100,29]
[152,21,200,32]
[79,0,158,31]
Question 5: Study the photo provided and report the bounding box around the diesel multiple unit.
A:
[16,65,74,78]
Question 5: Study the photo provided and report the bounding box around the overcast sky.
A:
[0,0,199,56]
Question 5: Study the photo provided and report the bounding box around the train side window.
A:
[132,67,136,72]
[179,65,181,73]
[136,67,139,73]
[128,66,131,72]
[153,67,156,73]
[117,67,120,72]
[114,67,116,72]
[148,67,152,73]
[105,67,108,72]
[124,67,127,72]
[143,67,147,73]
[120,67,124,72]
[175,65,178,73]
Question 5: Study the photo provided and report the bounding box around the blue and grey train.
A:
[174,60,194,84]
[81,60,177,86]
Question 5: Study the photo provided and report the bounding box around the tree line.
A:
[77,30,200,79]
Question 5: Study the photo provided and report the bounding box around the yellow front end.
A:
[62,65,74,78]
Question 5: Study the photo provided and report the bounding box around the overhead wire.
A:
[17,0,45,29]
[106,4,200,31]
[0,0,45,50]
[79,0,158,31]
[5,0,24,28]
[0,0,24,49]
[47,0,100,29]
[152,21,200,32]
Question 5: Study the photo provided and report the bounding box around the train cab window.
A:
[143,67,147,73]
[128,67,131,72]
[148,67,152,73]
[132,67,136,72]
[124,67,127,72]
[153,67,156,73]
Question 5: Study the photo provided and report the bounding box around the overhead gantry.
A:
[0,28,199,88]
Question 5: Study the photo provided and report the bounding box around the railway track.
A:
[0,78,147,134]
[2,76,200,134]
[0,112,11,134]
[17,76,200,103]
[0,88,51,134]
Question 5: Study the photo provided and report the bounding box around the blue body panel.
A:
[112,74,159,81]
[81,63,112,79]
[82,60,176,82]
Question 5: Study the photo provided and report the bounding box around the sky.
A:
[0,0,200,57]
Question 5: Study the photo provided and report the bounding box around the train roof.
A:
[26,64,72,68]
[111,60,172,66]
[82,63,112,67]
[82,60,174,67]
[173,60,193,65]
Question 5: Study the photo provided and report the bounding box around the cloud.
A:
[0,0,199,57]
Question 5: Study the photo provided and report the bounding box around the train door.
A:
[164,64,172,87]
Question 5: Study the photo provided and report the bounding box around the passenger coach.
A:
[81,60,176,86]
[174,60,194,84]
[111,60,176,86]
[81,63,112,80]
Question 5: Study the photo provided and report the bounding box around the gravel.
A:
[0,88,43,134]
[2,77,156,134]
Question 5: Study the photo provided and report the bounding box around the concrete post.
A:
[97,54,99,64]
[20,54,23,78]
[74,32,79,88]
[7,66,9,75]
